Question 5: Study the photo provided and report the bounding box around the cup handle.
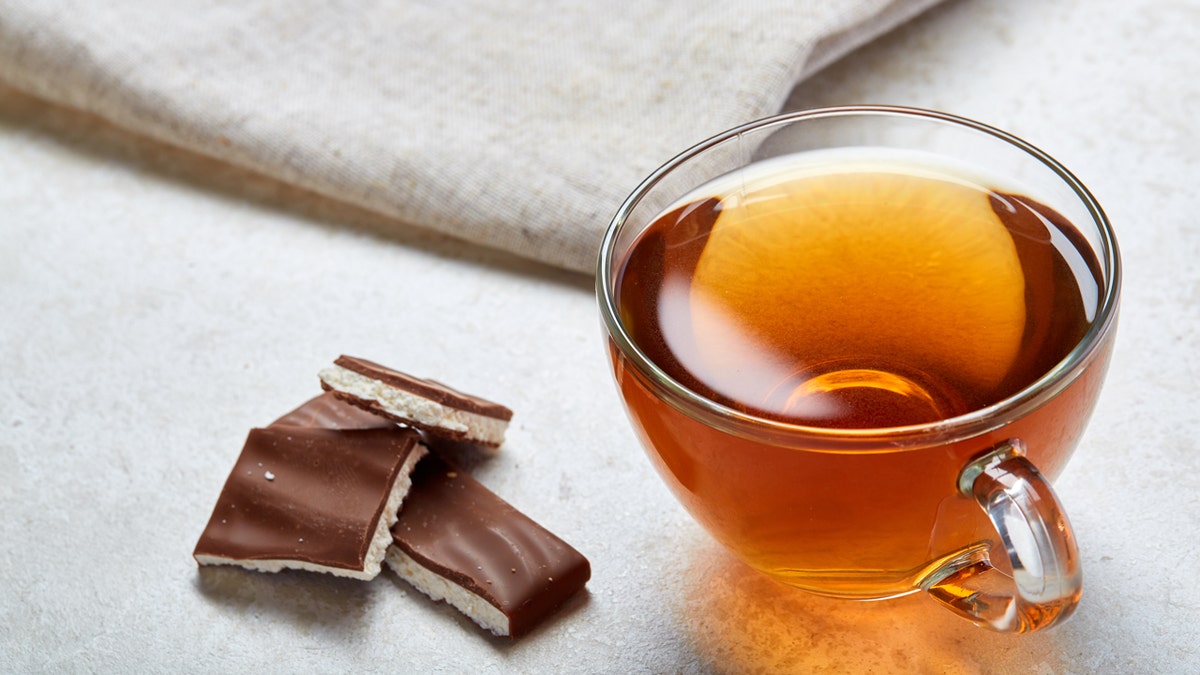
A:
[921,440,1082,632]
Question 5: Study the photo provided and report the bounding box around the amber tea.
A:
[601,110,1119,632]
[606,146,1114,610]
[615,150,1100,430]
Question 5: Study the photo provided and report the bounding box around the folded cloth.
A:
[0,0,940,273]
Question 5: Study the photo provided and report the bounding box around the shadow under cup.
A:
[597,107,1121,633]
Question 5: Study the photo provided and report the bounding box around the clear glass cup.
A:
[597,106,1120,633]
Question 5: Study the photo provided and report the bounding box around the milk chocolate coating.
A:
[268,393,590,636]
[333,355,514,420]
[193,424,421,572]
[391,454,591,637]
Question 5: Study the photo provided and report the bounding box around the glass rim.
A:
[596,105,1122,448]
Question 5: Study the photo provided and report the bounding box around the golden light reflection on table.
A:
[677,537,1068,673]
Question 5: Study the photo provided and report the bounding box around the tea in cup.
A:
[597,107,1120,632]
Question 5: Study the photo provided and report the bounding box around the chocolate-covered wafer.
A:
[193,423,426,580]
[387,454,591,638]
[318,355,513,447]
[256,393,590,637]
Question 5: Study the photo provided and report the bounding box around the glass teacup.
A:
[597,106,1120,632]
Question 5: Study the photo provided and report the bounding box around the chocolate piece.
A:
[387,454,591,638]
[203,392,587,636]
[193,424,426,580]
[318,355,513,447]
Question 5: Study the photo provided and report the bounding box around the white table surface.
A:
[3,0,1198,672]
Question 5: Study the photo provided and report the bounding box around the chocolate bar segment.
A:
[387,454,591,638]
[193,425,425,580]
[318,355,513,447]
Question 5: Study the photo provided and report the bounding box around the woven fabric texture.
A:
[0,0,939,272]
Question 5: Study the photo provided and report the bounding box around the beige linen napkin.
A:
[0,0,939,273]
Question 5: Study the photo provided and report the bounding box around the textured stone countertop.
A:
[2,0,1197,671]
